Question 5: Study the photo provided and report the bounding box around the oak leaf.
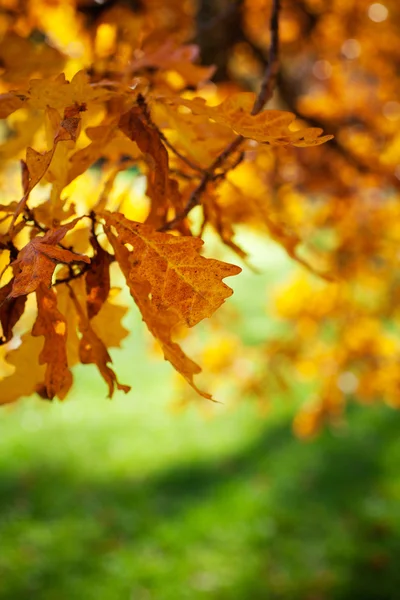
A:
[85,236,113,320]
[106,228,211,399]
[0,279,27,344]
[32,283,73,400]
[118,107,174,228]
[103,212,242,327]
[27,71,114,111]
[90,294,130,349]
[0,334,45,405]
[164,93,333,146]
[9,218,90,298]
[130,41,215,86]
[68,284,130,397]
[0,92,25,119]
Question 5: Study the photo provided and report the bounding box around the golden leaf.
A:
[103,211,242,327]
[106,228,211,399]
[27,71,114,111]
[164,93,333,146]
[0,92,25,119]
[0,334,45,405]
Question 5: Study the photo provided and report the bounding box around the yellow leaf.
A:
[0,334,45,405]
[164,93,333,146]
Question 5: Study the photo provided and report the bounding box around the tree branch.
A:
[160,0,281,232]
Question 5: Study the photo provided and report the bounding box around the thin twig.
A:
[159,133,205,174]
[160,0,281,232]
[54,262,91,286]
[251,0,280,116]
[137,94,205,174]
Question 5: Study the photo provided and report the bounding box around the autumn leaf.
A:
[90,294,130,349]
[10,105,82,228]
[27,71,114,112]
[32,283,73,400]
[118,106,174,228]
[106,227,211,399]
[85,236,113,319]
[130,41,215,86]
[9,218,90,298]
[103,211,242,327]
[0,334,45,405]
[0,279,27,344]
[0,92,25,119]
[23,147,55,194]
[164,93,333,146]
[0,32,64,84]
[68,283,130,397]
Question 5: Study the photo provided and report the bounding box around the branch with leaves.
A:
[0,0,332,408]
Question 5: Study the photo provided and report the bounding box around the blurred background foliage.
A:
[1,0,400,597]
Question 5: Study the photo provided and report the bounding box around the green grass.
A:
[1,234,400,599]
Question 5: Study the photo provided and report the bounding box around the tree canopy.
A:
[0,0,398,435]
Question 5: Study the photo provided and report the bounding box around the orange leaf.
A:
[68,284,130,398]
[9,217,90,298]
[85,236,113,320]
[106,227,211,399]
[119,106,176,228]
[0,92,25,118]
[32,283,73,400]
[0,279,27,344]
[103,211,242,327]
[164,93,333,146]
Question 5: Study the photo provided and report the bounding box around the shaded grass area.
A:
[1,237,400,598]
[1,403,400,599]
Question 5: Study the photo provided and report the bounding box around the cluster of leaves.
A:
[0,0,330,405]
[203,0,400,434]
[1,0,396,434]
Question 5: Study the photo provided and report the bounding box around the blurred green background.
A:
[1,235,400,600]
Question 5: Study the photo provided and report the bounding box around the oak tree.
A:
[0,0,395,435]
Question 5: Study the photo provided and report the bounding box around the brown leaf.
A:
[32,283,73,399]
[0,92,25,118]
[0,279,27,344]
[106,227,211,399]
[119,106,174,228]
[85,236,113,319]
[68,284,130,397]
[9,217,90,298]
[103,211,242,327]
[24,146,55,192]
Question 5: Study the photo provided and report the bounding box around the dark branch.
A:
[160,0,281,232]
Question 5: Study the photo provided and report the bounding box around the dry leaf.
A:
[68,283,130,397]
[10,218,90,298]
[32,283,72,399]
[106,228,211,399]
[103,211,241,327]
[85,236,113,319]
[0,279,27,344]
